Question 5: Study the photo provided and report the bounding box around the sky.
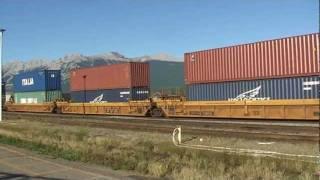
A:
[0,0,318,62]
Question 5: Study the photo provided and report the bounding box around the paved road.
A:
[0,145,148,180]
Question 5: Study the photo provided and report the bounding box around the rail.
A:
[3,112,318,142]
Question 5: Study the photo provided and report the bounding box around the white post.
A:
[172,126,182,145]
[0,29,5,122]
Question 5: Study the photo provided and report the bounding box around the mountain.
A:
[3,52,182,93]
[133,53,182,62]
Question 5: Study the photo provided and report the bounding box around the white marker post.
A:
[0,28,6,122]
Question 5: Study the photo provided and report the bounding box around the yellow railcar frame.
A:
[5,99,319,120]
[56,100,150,116]
[157,99,319,120]
[5,103,56,113]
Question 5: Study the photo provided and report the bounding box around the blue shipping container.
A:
[187,76,320,101]
[70,87,149,102]
[14,70,61,92]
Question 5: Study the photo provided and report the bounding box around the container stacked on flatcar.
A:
[149,60,185,96]
[70,62,150,102]
[185,33,320,101]
[13,70,62,103]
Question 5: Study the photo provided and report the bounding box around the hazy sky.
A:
[0,0,318,62]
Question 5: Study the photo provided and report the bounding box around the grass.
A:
[0,120,318,179]
[0,134,83,161]
[194,136,317,154]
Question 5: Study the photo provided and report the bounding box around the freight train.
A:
[4,33,320,120]
[5,98,319,120]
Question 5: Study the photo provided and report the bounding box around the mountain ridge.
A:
[3,52,183,93]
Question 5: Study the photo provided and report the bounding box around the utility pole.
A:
[0,28,6,122]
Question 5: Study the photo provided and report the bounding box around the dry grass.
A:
[0,120,318,179]
[183,135,318,156]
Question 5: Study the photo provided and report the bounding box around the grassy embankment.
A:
[0,120,318,180]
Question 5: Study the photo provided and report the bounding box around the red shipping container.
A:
[70,62,149,91]
[185,33,320,84]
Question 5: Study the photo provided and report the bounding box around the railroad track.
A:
[3,112,319,142]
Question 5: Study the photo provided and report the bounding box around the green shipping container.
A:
[14,90,62,104]
[149,60,185,96]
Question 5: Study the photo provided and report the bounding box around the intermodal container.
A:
[70,62,149,91]
[14,90,62,104]
[149,60,185,95]
[187,76,319,101]
[185,33,320,84]
[70,87,149,102]
[14,70,61,92]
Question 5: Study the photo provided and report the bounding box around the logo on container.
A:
[303,81,319,91]
[136,90,149,94]
[120,91,130,98]
[90,94,105,103]
[228,86,270,101]
[21,78,34,86]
